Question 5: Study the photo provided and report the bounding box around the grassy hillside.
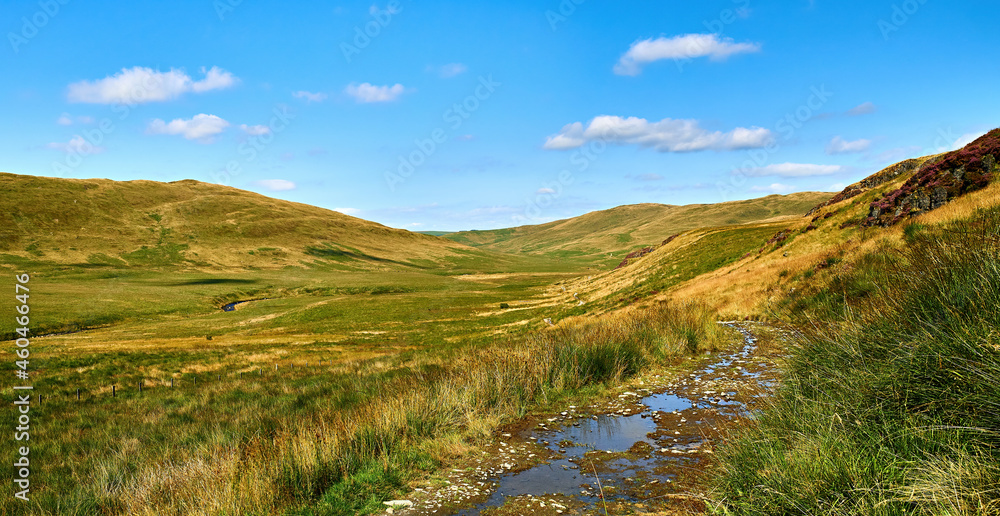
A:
[713,186,1000,516]
[0,172,483,270]
[443,192,832,267]
[553,131,1000,320]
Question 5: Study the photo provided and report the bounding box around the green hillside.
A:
[0,173,477,270]
[443,192,832,267]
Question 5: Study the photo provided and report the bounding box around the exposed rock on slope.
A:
[864,129,999,226]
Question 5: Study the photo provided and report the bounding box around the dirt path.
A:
[395,322,791,515]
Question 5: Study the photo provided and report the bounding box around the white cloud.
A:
[828,182,847,191]
[333,207,361,215]
[951,131,988,150]
[344,82,406,103]
[67,66,237,104]
[543,116,772,152]
[826,136,872,155]
[370,3,401,15]
[56,113,95,126]
[750,183,797,194]
[745,163,843,177]
[438,63,468,78]
[47,135,105,154]
[846,102,877,116]
[875,146,921,163]
[292,90,328,103]
[254,179,296,191]
[239,124,271,136]
[536,187,556,194]
[614,34,761,76]
[147,114,230,143]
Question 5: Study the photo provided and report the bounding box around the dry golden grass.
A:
[49,301,724,515]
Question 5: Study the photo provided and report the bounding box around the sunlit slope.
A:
[444,192,832,265]
[560,129,1000,318]
[0,173,478,269]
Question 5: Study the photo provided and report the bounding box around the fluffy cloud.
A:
[344,82,406,103]
[56,113,95,126]
[614,34,761,76]
[292,90,328,103]
[750,183,798,194]
[438,63,468,78]
[543,116,772,153]
[846,102,877,116]
[47,135,105,154]
[333,207,361,215]
[254,179,296,191]
[951,131,988,150]
[826,136,872,155]
[745,163,843,177]
[239,124,271,136]
[147,114,230,143]
[67,66,237,104]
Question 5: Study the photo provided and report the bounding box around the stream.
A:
[401,322,785,515]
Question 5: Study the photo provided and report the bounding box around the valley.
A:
[2,129,999,515]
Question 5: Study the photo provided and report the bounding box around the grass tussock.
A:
[14,302,725,515]
[712,207,1000,515]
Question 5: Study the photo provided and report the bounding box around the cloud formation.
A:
[744,162,843,177]
[438,63,468,78]
[68,66,237,104]
[826,136,872,155]
[614,34,761,76]
[846,102,877,116]
[344,82,406,103]
[750,183,797,194]
[543,116,772,153]
[254,179,296,191]
[147,114,230,143]
[292,90,328,103]
[47,135,105,154]
[239,124,271,136]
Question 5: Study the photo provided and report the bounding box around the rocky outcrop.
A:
[806,159,922,216]
[615,246,656,270]
[864,129,999,227]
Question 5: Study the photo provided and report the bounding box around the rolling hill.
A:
[0,172,477,269]
[443,192,832,266]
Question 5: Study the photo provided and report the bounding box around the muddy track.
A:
[396,322,792,516]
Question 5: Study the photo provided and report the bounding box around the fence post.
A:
[139,380,142,394]
[171,377,174,388]
[112,385,116,398]
[77,388,80,401]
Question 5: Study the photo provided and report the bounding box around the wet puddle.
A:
[405,322,785,515]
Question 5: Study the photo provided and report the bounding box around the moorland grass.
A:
[3,268,727,515]
[712,207,1000,515]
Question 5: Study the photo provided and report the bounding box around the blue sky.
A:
[3,0,998,231]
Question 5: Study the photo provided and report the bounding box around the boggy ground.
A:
[394,322,795,516]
